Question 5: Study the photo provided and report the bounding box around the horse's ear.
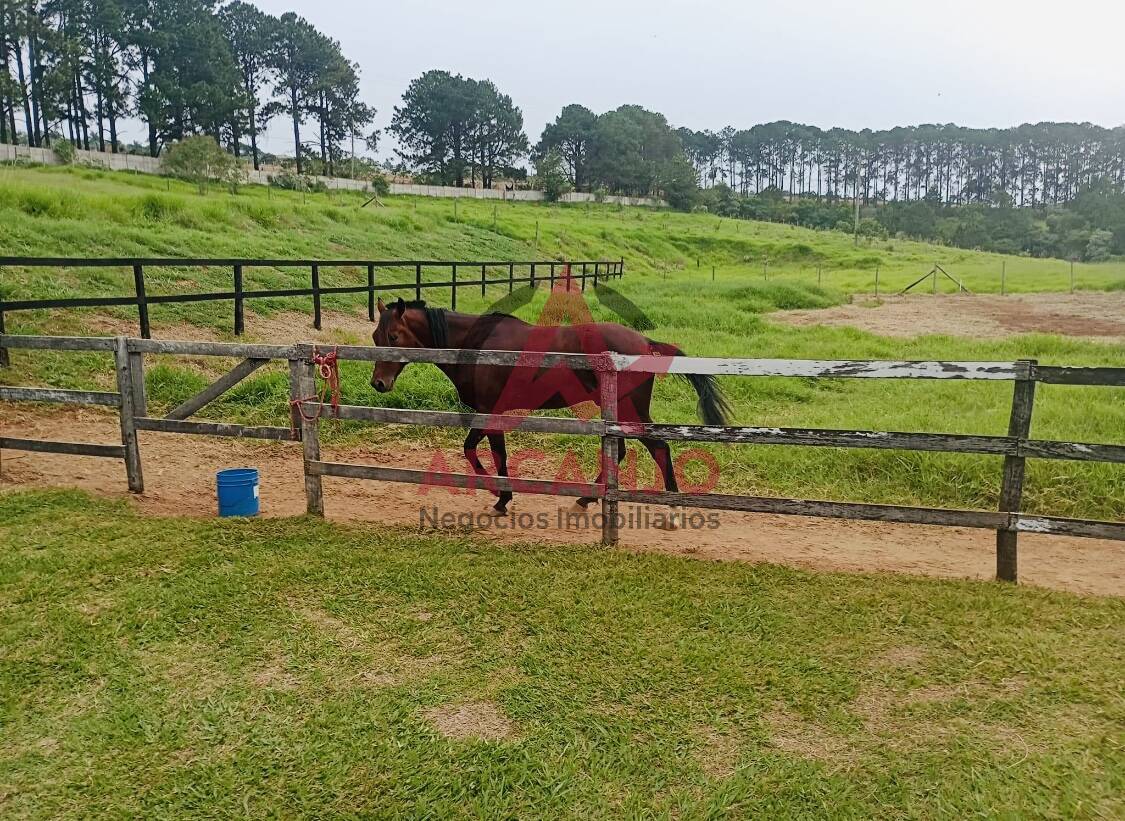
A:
[376,298,386,316]
[393,297,406,317]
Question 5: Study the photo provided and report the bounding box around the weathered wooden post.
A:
[1070,260,1075,294]
[1001,261,1006,296]
[311,264,322,330]
[875,266,880,297]
[233,264,245,336]
[290,348,324,515]
[599,356,620,547]
[114,336,144,493]
[133,263,150,339]
[996,360,1037,583]
[128,347,147,418]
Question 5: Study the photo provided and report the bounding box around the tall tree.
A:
[468,79,527,189]
[536,103,597,190]
[264,11,321,173]
[390,70,475,186]
[219,0,276,169]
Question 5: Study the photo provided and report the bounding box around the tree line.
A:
[676,122,1125,208]
[2,2,1122,259]
[0,0,375,174]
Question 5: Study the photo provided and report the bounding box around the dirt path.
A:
[773,292,1125,341]
[3,408,1122,598]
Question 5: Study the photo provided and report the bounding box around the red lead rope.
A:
[289,346,340,431]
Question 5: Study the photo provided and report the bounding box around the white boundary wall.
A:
[1,144,667,207]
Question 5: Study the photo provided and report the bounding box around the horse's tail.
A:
[647,341,733,427]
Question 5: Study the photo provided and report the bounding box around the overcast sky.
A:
[136,0,1125,158]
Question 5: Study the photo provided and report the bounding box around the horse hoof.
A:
[659,507,684,531]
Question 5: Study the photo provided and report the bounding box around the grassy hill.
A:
[1,164,1123,520]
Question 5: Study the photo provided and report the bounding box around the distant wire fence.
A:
[0,256,625,358]
[692,256,1114,296]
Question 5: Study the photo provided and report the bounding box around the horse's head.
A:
[371,297,424,392]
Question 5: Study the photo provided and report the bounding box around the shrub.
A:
[52,139,76,165]
[269,170,327,193]
[162,136,244,194]
[366,174,390,197]
[533,150,572,202]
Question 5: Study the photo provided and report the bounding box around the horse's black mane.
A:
[400,299,522,349]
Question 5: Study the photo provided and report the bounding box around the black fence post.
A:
[233,264,244,336]
[451,264,457,310]
[549,263,555,290]
[367,264,375,321]
[591,262,597,289]
[311,264,322,330]
[481,264,486,298]
[0,292,8,367]
[530,263,536,289]
[508,263,514,294]
[415,263,422,301]
[133,263,150,339]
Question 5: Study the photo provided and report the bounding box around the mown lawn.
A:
[1,490,1122,818]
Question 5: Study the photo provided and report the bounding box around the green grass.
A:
[1,490,1122,818]
[2,163,1123,300]
[2,164,1123,520]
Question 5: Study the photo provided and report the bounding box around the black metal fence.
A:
[0,257,625,345]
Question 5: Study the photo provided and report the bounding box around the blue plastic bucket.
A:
[216,468,260,517]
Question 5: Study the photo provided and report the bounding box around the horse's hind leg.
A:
[576,436,626,509]
[639,435,683,529]
[486,432,512,514]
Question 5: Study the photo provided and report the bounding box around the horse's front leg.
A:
[486,432,512,514]
[463,428,496,502]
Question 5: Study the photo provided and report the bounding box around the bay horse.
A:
[370,297,731,516]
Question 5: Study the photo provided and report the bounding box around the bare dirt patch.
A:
[773,292,1125,341]
[422,701,519,742]
[764,707,848,763]
[3,407,1123,597]
[693,727,742,778]
[77,307,375,347]
[869,646,928,669]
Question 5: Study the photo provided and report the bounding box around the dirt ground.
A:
[3,407,1122,598]
[773,292,1125,341]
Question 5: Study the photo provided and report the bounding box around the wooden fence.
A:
[0,257,624,357]
[1,333,1123,584]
